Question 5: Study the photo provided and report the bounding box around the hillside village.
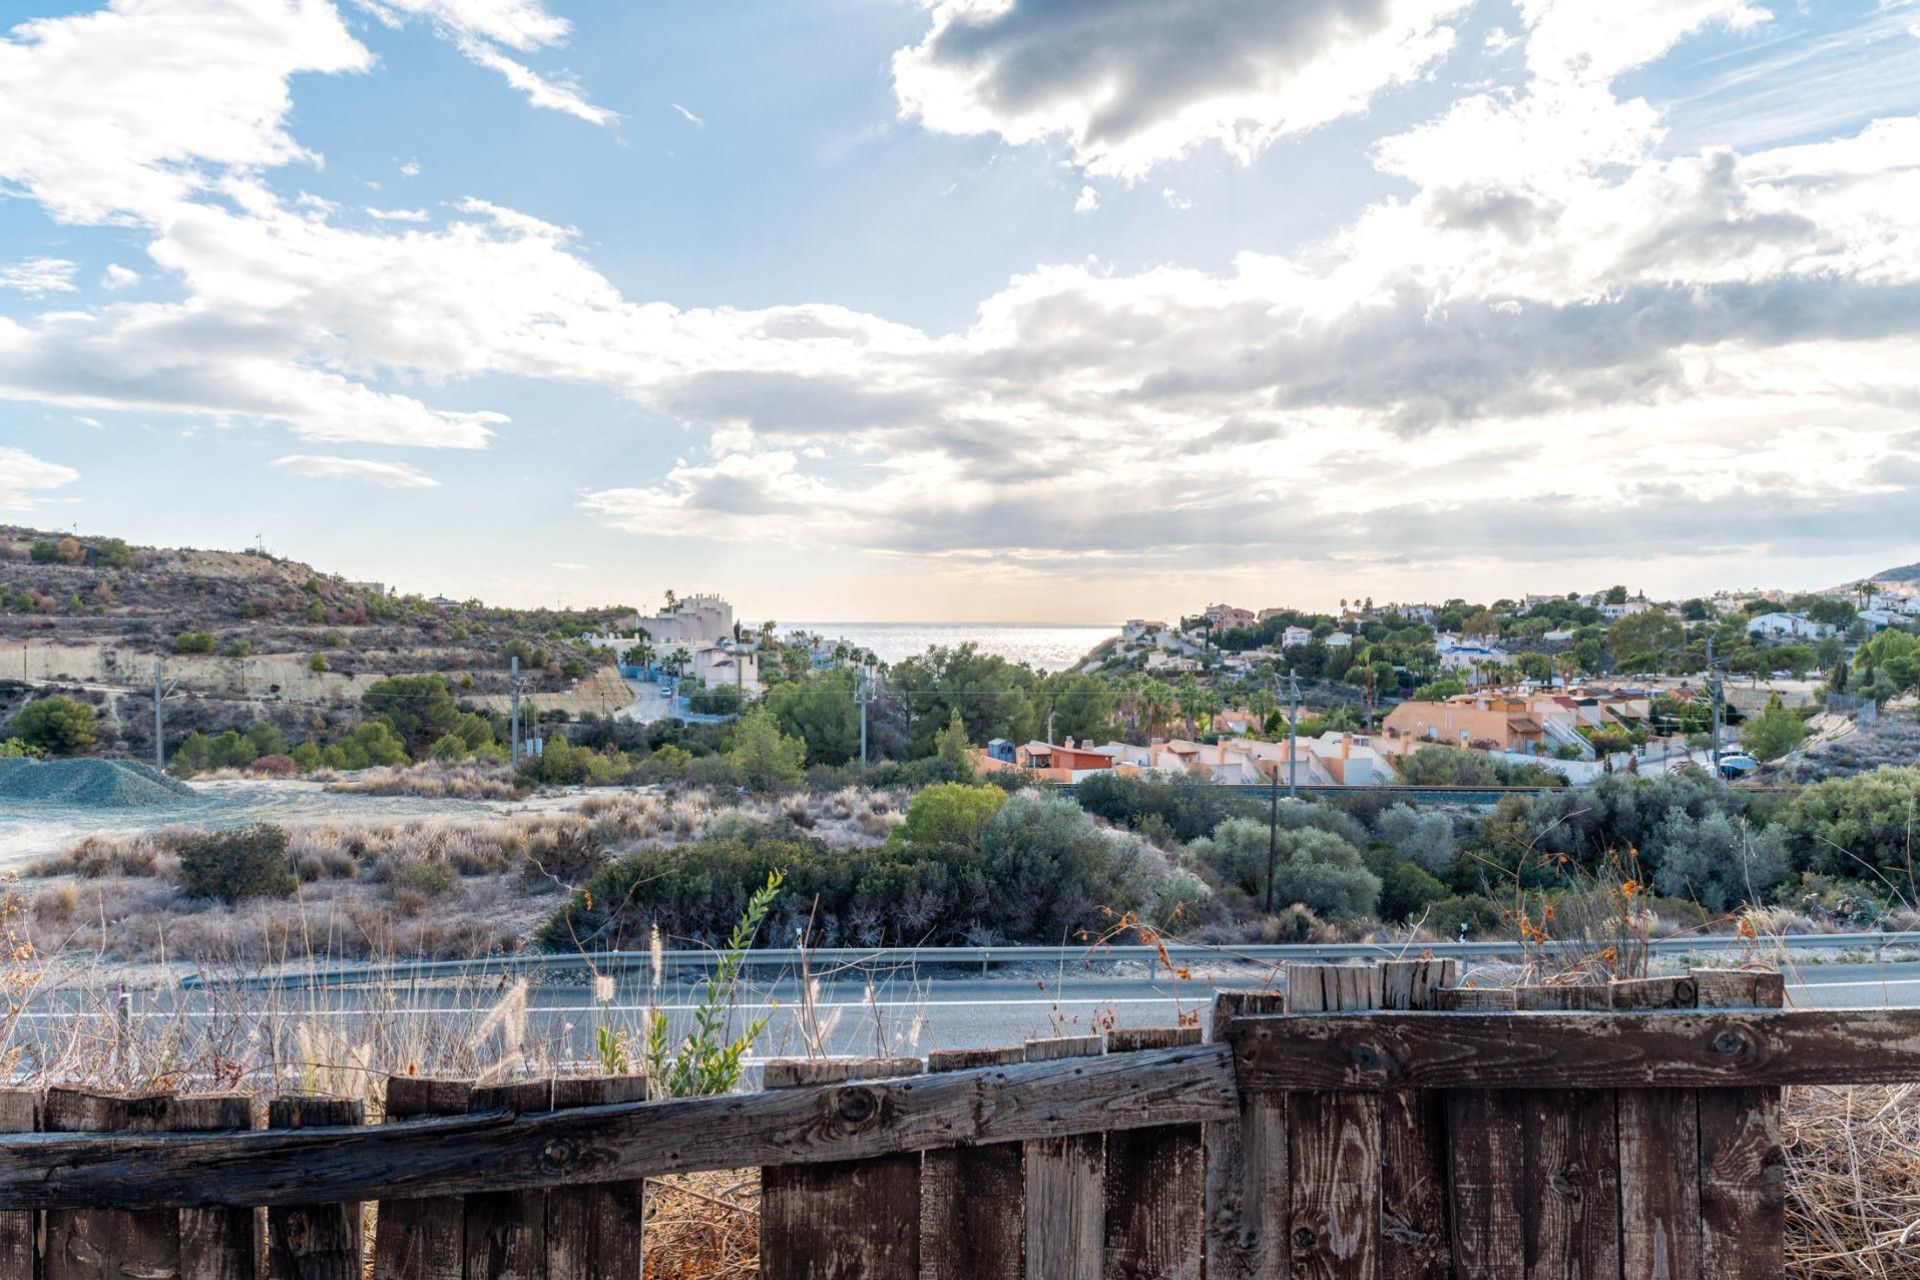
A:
[3,524,1918,795]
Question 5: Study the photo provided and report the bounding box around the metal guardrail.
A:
[181,932,1917,990]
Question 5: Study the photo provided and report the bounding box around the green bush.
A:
[88,537,133,568]
[177,825,297,904]
[172,631,216,655]
[9,696,96,756]
[891,783,1006,848]
[727,709,805,792]
[543,797,1173,950]
[307,654,329,673]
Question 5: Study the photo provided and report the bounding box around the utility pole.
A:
[1707,635,1723,775]
[153,660,164,771]
[1286,666,1301,799]
[509,654,521,768]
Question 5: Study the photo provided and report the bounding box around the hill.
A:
[0,526,636,759]
[1873,562,1920,583]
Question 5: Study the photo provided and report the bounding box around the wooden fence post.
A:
[268,1097,366,1280]
[0,1092,39,1280]
[1103,1027,1204,1280]
[920,1048,1025,1280]
[44,1093,259,1280]
[1022,1037,1105,1280]
[1510,986,1618,1280]
[1205,990,1288,1280]
[464,1082,554,1280]
[1378,960,1454,1280]
[1694,969,1787,1279]
[545,1077,649,1280]
[1612,974,1702,1279]
[373,1079,473,1280]
[1286,964,1383,1279]
[760,1058,925,1280]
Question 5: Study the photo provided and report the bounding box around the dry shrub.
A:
[1786,1085,1920,1277]
[30,833,169,879]
[324,759,527,801]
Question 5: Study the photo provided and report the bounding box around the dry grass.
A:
[1786,1085,1920,1278]
[644,1172,759,1279]
[325,760,528,801]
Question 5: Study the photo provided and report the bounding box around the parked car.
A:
[1717,752,1759,780]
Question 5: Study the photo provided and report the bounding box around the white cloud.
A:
[368,206,430,221]
[1074,185,1099,213]
[450,34,614,126]
[0,257,77,296]
[272,454,441,487]
[100,263,140,289]
[550,561,589,571]
[1161,187,1193,209]
[0,446,78,510]
[400,158,421,176]
[353,0,614,125]
[670,102,704,126]
[893,0,1467,178]
[0,0,371,225]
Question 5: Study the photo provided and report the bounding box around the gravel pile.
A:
[0,758,202,808]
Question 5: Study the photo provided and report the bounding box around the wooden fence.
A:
[0,960,1916,1279]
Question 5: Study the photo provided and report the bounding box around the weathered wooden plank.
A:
[373,1078,472,1280]
[1518,1086,1618,1280]
[763,1059,922,1280]
[1607,975,1697,1011]
[1432,988,1515,1012]
[464,1082,552,1280]
[1101,1027,1203,1280]
[1617,1088,1700,1280]
[1508,987,1618,1280]
[268,1097,366,1280]
[1204,990,1288,1280]
[920,1048,1024,1280]
[1613,976,1701,1280]
[174,1097,261,1280]
[0,1045,1239,1211]
[0,1093,38,1280]
[1441,979,1525,1280]
[1509,986,1611,1012]
[545,1077,648,1280]
[1024,1037,1103,1280]
[1445,1090,1524,1280]
[1287,965,1380,1280]
[1695,971,1785,1280]
[1230,1007,1920,1091]
[1379,961,1454,1280]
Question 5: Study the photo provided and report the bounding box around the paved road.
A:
[51,959,1920,1066]
[614,677,674,724]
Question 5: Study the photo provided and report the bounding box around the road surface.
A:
[42,958,1920,1067]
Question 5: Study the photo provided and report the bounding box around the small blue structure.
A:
[986,738,1016,764]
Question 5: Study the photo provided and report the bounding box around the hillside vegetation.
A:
[0,525,632,759]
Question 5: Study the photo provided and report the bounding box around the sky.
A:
[2,0,1919,623]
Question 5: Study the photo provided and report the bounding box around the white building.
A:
[1745,612,1833,639]
[1324,631,1354,649]
[1280,625,1314,649]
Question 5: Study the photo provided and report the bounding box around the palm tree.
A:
[622,637,655,675]
[1247,687,1277,738]
[1176,675,1203,739]
[668,646,691,677]
[759,619,777,648]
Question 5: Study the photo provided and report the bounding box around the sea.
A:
[785,622,1117,672]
